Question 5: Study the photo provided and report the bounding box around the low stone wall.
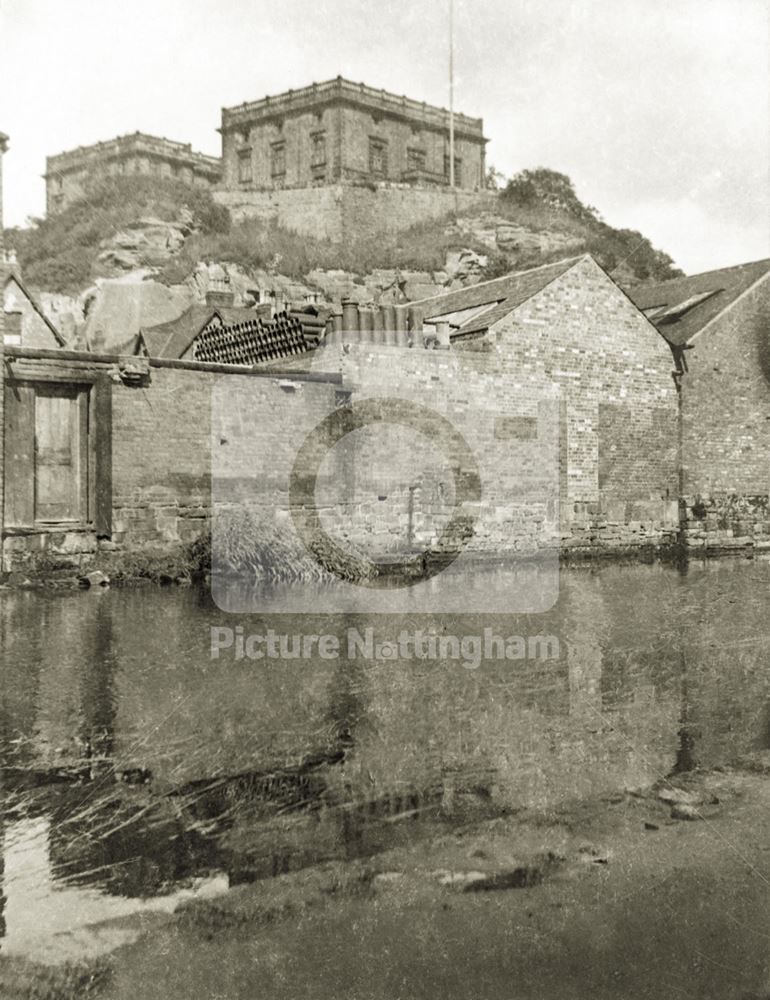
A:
[562,500,680,557]
[681,493,770,556]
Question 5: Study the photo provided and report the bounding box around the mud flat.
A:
[4,763,765,1000]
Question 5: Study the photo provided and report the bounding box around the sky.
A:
[0,0,768,274]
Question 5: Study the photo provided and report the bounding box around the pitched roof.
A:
[627,258,770,347]
[82,280,191,354]
[3,270,65,345]
[410,256,584,336]
[140,304,258,358]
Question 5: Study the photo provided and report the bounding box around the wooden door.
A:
[34,386,88,523]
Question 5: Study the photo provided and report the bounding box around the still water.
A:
[1,558,769,962]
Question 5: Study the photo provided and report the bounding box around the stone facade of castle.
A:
[43,78,492,238]
[219,77,487,192]
[45,133,222,214]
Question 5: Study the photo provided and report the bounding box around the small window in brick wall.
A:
[3,378,112,535]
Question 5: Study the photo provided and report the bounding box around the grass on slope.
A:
[5,176,230,294]
[5,167,682,295]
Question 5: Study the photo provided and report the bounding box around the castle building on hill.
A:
[219,77,487,192]
[45,133,222,214]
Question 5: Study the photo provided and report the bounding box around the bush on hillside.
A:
[502,168,598,222]
[6,175,231,293]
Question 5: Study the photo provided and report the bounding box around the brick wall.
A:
[0,258,682,573]
[678,275,770,553]
[310,256,680,557]
[117,367,348,552]
[313,343,561,556]
[482,257,680,552]
[1,354,343,571]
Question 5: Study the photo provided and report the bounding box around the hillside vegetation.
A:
[5,169,681,296]
[6,176,230,293]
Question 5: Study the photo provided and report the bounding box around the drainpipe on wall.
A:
[672,352,686,553]
[407,484,417,552]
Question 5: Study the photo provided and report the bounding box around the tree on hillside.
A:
[502,167,599,222]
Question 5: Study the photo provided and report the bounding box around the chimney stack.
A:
[205,288,236,308]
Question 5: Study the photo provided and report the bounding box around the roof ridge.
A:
[412,254,585,307]
[633,257,770,290]
[3,269,65,345]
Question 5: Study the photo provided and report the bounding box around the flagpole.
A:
[449,0,455,189]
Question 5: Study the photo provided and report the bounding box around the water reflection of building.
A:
[2,563,770,906]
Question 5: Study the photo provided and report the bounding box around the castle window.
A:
[444,154,462,185]
[369,138,388,177]
[270,142,286,178]
[238,148,253,184]
[310,132,326,167]
[407,148,426,172]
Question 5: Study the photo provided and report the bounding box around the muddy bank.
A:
[0,956,109,1000]
[7,763,766,1000]
[0,540,208,590]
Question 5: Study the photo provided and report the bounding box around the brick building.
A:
[0,255,682,573]
[629,259,770,554]
[45,133,222,214]
[219,77,487,192]
[324,254,681,558]
[0,349,341,570]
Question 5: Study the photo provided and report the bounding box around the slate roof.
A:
[410,256,584,336]
[140,304,258,358]
[82,280,191,354]
[627,259,770,347]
